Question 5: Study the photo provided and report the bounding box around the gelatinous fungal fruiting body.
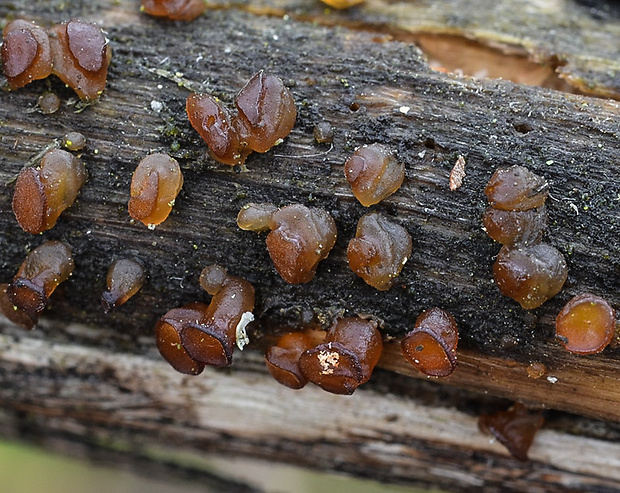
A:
[0,241,74,329]
[101,258,146,313]
[555,293,616,355]
[265,332,316,389]
[140,0,206,20]
[62,132,87,151]
[319,0,365,9]
[347,212,412,291]
[48,19,112,101]
[479,403,544,461]
[128,153,183,227]
[299,317,383,395]
[484,165,548,211]
[493,244,567,310]
[1,20,53,89]
[12,149,87,234]
[344,143,404,207]
[401,307,458,377]
[482,205,547,247]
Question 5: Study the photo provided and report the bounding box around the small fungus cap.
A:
[484,165,548,211]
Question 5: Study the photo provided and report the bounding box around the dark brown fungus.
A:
[555,293,615,355]
[313,121,334,144]
[479,403,544,461]
[1,20,52,89]
[401,307,458,377]
[38,93,61,114]
[265,332,315,389]
[5,241,74,321]
[236,202,278,232]
[62,132,87,151]
[484,165,548,211]
[12,149,87,234]
[48,19,111,101]
[482,205,547,247]
[141,0,206,20]
[347,212,412,291]
[299,317,383,395]
[0,283,37,330]
[101,258,146,313]
[493,243,567,309]
[344,143,404,206]
[128,153,183,228]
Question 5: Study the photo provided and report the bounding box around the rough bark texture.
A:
[0,0,619,491]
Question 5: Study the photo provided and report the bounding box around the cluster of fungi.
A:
[1,2,617,465]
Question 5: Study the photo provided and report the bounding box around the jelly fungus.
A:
[482,205,547,247]
[493,243,567,309]
[319,0,365,9]
[401,307,458,377]
[484,165,548,211]
[62,131,87,151]
[38,92,61,114]
[140,0,206,21]
[155,302,209,375]
[5,241,74,322]
[1,20,52,89]
[48,19,111,101]
[0,283,37,330]
[313,121,334,144]
[555,293,616,354]
[12,149,87,234]
[347,212,412,291]
[299,317,383,395]
[101,258,146,313]
[180,265,255,367]
[344,143,404,206]
[237,202,279,232]
[479,403,544,461]
[128,153,183,227]
[265,332,316,389]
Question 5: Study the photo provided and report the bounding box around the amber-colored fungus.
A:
[12,149,87,234]
[237,202,279,232]
[265,332,315,389]
[48,19,111,101]
[319,0,365,9]
[344,143,404,207]
[0,283,37,330]
[1,20,52,89]
[479,403,544,461]
[482,205,547,247]
[401,307,458,377]
[101,258,146,313]
[62,131,87,151]
[347,212,412,291]
[128,153,183,227]
[141,0,206,20]
[493,243,567,309]
[299,317,383,395]
[5,241,74,322]
[555,293,616,355]
[484,165,548,211]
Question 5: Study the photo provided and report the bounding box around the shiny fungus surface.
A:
[101,258,146,313]
[12,149,87,234]
[482,205,547,247]
[0,283,37,330]
[299,317,383,395]
[265,332,315,389]
[141,0,206,20]
[344,143,404,206]
[236,202,278,232]
[493,243,567,309]
[62,131,87,151]
[484,165,548,211]
[555,293,616,355]
[347,212,412,291]
[128,153,183,227]
[401,307,458,377]
[1,20,52,89]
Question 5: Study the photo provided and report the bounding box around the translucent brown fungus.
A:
[12,149,87,234]
[38,93,61,114]
[1,20,52,89]
[493,243,567,309]
[62,131,87,151]
[236,202,278,232]
[101,258,146,313]
[141,0,206,20]
[482,205,547,247]
[128,153,183,227]
[344,143,404,206]
[347,212,412,291]
[0,283,37,330]
[319,0,365,9]
[5,241,74,321]
[479,403,544,461]
[484,165,548,211]
[299,317,383,395]
[401,307,458,377]
[48,19,111,101]
[313,121,334,144]
[555,293,616,354]
[155,302,209,375]
[265,332,315,389]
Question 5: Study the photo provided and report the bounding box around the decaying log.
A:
[0,0,619,491]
